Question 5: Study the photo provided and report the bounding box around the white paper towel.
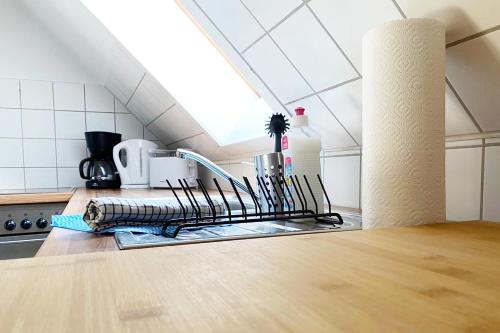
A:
[362,19,445,229]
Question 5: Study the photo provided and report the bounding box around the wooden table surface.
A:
[36,188,193,257]
[3,221,500,332]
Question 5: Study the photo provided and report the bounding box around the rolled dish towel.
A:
[83,197,224,231]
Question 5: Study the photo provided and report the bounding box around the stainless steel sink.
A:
[114,213,361,250]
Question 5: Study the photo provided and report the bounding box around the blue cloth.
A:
[51,215,164,235]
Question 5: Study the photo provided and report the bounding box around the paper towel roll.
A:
[362,19,445,229]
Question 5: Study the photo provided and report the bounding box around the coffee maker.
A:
[79,131,122,189]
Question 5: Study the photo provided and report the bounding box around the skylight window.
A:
[82,0,273,145]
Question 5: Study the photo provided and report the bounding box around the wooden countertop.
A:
[37,188,189,257]
[3,221,500,332]
[0,190,74,205]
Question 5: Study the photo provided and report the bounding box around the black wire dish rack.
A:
[160,174,343,238]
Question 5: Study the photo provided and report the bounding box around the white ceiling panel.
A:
[287,95,356,149]
[445,84,479,136]
[271,7,357,92]
[309,0,401,71]
[127,73,176,125]
[147,104,203,145]
[396,0,500,43]
[241,0,302,30]
[244,36,312,103]
[221,136,272,158]
[195,0,264,51]
[446,31,500,132]
[319,80,362,144]
[105,42,146,105]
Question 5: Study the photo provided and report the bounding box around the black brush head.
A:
[265,113,290,137]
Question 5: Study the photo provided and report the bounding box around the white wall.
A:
[0,0,97,83]
[0,78,161,191]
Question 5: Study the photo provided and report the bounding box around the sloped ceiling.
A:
[19,0,500,161]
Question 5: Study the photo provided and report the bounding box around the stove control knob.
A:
[4,219,16,231]
[20,219,32,230]
[36,218,48,229]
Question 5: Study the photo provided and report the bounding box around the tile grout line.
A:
[359,153,363,211]
[480,138,485,220]
[83,84,89,161]
[52,82,59,189]
[240,2,307,54]
[391,0,407,18]
[18,80,26,190]
[193,0,292,117]
[125,72,146,107]
[145,103,177,128]
[445,78,482,132]
[239,0,359,145]
[447,25,500,48]
[113,98,117,133]
[316,94,360,145]
[305,3,361,77]
[285,77,361,105]
[167,132,206,147]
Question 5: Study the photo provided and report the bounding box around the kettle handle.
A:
[79,157,92,179]
[113,142,127,174]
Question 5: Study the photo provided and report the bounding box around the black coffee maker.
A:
[79,131,122,189]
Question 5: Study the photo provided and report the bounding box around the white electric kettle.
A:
[113,139,158,188]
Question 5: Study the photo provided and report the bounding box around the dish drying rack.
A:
[161,174,343,238]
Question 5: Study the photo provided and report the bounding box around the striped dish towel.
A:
[83,197,225,231]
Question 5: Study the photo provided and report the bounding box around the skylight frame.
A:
[81,0,274,146]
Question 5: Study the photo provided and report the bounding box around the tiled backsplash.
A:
[0,78,161,191]
[205,140,500,222]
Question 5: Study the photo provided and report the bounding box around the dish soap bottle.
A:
[282,107,323,214]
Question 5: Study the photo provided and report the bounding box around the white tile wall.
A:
[25,168,57,189]
[244,36,312,103]
[0,78,20,108]
[0,78,150,190]
[445,148,482,221]
[86,112,115,132]
[55,111,86,139]
[242,0,302,30]
[196,0,264,51]
[20,80,53,109]
[149,104,203,144]
[53,82,85,111]
[127,73,176,125]
[323,155,361,209]
[319,80,362,143]
[445,85,479,136]
[309,0,401,71]
[446,31,500,131]
[56,140,87,167]
[483,146,500,222]
[22,109,55,138]
[0,108,22,138]
[105,43,146,105]
[271,7,357,91]
[287,96,356,148]
[0,168,25,190]
[84,84,114,112]
[0,139,24,167]
[115,113,143,140]
[114,99,129,113]
[23,139,56,167]
[57,168,85,188]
